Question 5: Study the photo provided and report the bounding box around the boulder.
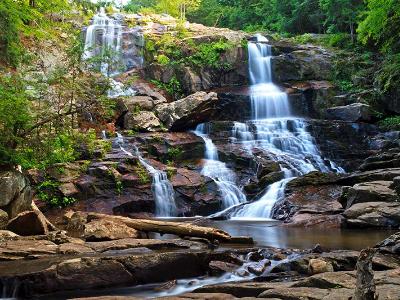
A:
[7,210,49,236]
[375,232,400,254]
[123,111,161,132]
[344,181,399,208]
[116,96,155,114]
[326,103,372,122]
[84,219,140,241]
[209,260,240,275]
[0,170,32,218]
[308,258,334,275]
[343,202,400,228]
[155,92,218,130]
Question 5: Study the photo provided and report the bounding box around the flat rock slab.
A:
[0,237,206,261]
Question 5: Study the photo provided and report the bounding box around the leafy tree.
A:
[320,0,364,42]
[357,0,400,53]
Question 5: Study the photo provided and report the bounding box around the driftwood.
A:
[354,247,377,300]
[84,212,236,242]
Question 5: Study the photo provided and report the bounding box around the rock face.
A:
[0,170,32,218]
[326,103,372,122]
[271,47,333,82]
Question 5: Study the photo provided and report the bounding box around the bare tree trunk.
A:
[354,248,377,300]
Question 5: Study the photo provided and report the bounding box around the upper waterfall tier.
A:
[248,35,291,120]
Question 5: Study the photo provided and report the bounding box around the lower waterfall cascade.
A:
[199,34,344,220]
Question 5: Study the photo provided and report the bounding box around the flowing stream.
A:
[116,133,177,217]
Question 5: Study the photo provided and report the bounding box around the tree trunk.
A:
[354,248,377,300]
[82,212,249,243]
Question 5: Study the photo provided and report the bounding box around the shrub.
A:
[37,179,77,208]
[377,116,400,131]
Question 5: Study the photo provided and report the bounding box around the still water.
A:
[212,220,395,250]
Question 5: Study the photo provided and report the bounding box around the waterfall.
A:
[231,34,343,219]
[116,133,177,217]
[82,7,135,97]
[194,124,247,210]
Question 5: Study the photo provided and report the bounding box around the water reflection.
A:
[213,220,395,250]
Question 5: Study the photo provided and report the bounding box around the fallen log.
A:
[81,212,234,242]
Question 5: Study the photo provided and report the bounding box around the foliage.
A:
[167,146,183,160]
[377,116,400,131]
[134,162,151,184]
[358,0,400,53]
[186,40,234,69]
[166,160,176,179]
[151,77,183,99]
[375,54,400,98]
[37,179,77,208]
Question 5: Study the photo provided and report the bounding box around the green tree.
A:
[357,0,400,53]
[320,0,364,42]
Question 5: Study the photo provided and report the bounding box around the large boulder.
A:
[343,201,400,228]
[123,111,162,132]
[155,91,218,130]
[7,210,49,236]
[83,219,140,241]
[326,103,372,122]
[116,96,155,113]
[0,170,32,218]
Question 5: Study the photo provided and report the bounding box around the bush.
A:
[37,179,77,208]
[377,116,400,131]
[151,76,183,99]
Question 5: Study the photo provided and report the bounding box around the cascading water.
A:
[231,34,343,219]
[116,133,177,217]
[194,124,247,210]
[83,7,135,97]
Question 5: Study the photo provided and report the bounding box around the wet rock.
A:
[155,92,218,131]
[308,258,334,275]
[0,170,33,218]
[247,260,271,275]
[375,232,400,254]
[123,111,161,132]
[344,181,399,208]
[7,210,49,236]
[209,260,240,275]
[46,162,83,183]
[326,103,372,122]
[83,219,140,241]
[344,201,400,228]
